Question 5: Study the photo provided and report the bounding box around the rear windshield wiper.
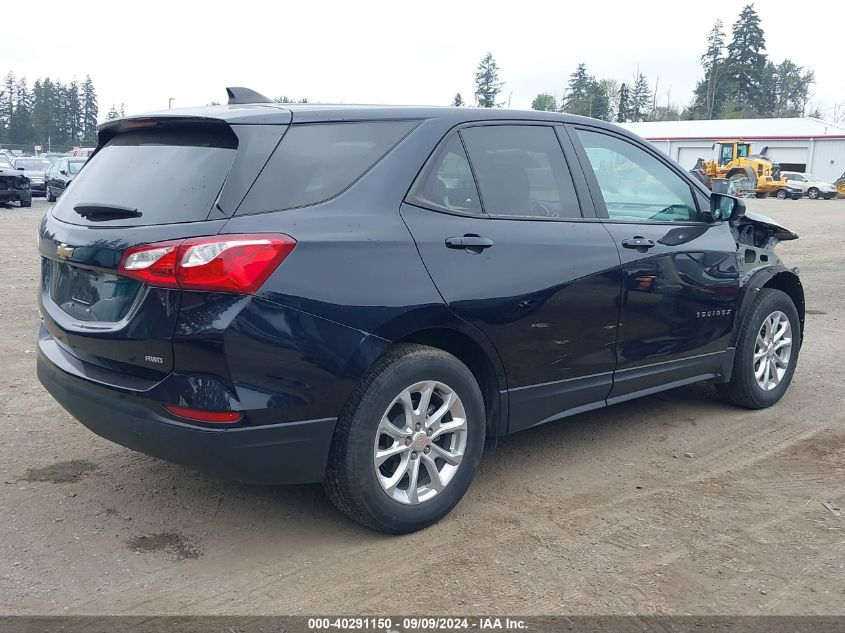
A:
[73,203,141,221]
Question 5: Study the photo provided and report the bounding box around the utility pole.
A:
[168,97,175,109]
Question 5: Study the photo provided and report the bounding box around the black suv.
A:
[0,155,32,207]
[37,88,804,533]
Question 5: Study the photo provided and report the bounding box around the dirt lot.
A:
[1,197,843,616]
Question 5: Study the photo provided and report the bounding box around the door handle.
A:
[445,235,494,252]
[621,237,656,251]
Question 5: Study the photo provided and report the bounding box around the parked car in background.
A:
[0,156,32,207]
[67,147,95,158]
[45,157,86,202]
[781,171,838,199]
[772,184,803,200]
[13,157,51,196]
[42,152,66,165]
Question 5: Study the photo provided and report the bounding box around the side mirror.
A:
[17,166,25,171]
[60,169,68,176]
[706,193,745,223]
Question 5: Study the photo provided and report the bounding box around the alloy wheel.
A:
[753,311,793,391]
[373,380,467,505]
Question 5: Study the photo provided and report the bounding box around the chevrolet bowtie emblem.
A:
[56,243,74,260]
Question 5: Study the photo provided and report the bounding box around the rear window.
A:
[237,121,417,215]
[16,159,51,170]
[51,124,237,226]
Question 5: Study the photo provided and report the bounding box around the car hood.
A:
[20,169,46,178]
[741,211,798,242]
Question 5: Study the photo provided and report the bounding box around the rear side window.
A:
[461,125,581,219]
[52,124,238,226]
[238,121,417,214]
[407,134,482,214]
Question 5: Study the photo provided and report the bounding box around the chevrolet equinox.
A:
[37,87,804,533]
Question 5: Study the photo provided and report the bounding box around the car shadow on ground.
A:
[42,380,736,547]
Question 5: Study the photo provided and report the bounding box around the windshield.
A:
[0,157,12,169]
[16,159,51,170]
[68,160,85,174]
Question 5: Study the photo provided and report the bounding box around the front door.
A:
[401,123,622,432]
[570,126,740,402]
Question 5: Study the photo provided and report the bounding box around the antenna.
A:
[225,87,273,105]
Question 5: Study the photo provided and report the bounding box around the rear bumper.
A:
[0,190,31,203]
[37,340,337,485]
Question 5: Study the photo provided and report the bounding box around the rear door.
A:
[401,123,622,433]
[568,125,740,403]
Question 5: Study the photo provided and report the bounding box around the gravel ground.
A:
[1,196,844,615]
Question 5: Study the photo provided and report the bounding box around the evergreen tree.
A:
[66,80,82,144]
[81,75,98,144]
[769,60,814,117]
[451,93,465,107]
[561,64,611,120]
[474,52,503,108]
[8,78,33,144]
[616,83,630,122]
[630,71,651,121]
[531,93,557,112]
[725,4,767,116]
[566,63,590,105]
[106,104,121,120]
[0,72,14,143]
[691,19,728,118]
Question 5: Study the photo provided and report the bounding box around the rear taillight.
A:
[119,234,296,294]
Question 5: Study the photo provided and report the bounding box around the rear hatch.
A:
[38,114,286,385]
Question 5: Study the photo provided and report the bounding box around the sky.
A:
[2,0,844,122]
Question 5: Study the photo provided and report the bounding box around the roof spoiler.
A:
[226,87,273,105]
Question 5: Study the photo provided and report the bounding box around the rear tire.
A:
[807,187,820,199]
[324,344,485,534]
[20,199,32,208]
[776,189,787,200]
[718,289,800,409]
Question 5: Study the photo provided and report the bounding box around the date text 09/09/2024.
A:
[307,617,528,631]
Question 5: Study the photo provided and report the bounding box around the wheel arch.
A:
[733,266,805,345]
[395,326,508,437]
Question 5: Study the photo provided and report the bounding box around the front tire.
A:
[718,289,800,409]
[807,187,820,199]
[20,199,32,208]
[46,187,55,203]
[325,344,485,534]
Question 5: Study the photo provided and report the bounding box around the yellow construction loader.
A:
[690,140,788,198]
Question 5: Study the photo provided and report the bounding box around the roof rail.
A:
[226,87,273,105]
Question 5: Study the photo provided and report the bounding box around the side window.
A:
[238,121,417,215]
[461,125,581,219]
[407,134,482,214]
[719,144,733,165]
[576,129,699,223]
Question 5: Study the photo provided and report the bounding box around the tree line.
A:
[0,72,100,149]
[464,4,819,122]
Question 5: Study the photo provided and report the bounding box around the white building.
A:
[621,118,845,183]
